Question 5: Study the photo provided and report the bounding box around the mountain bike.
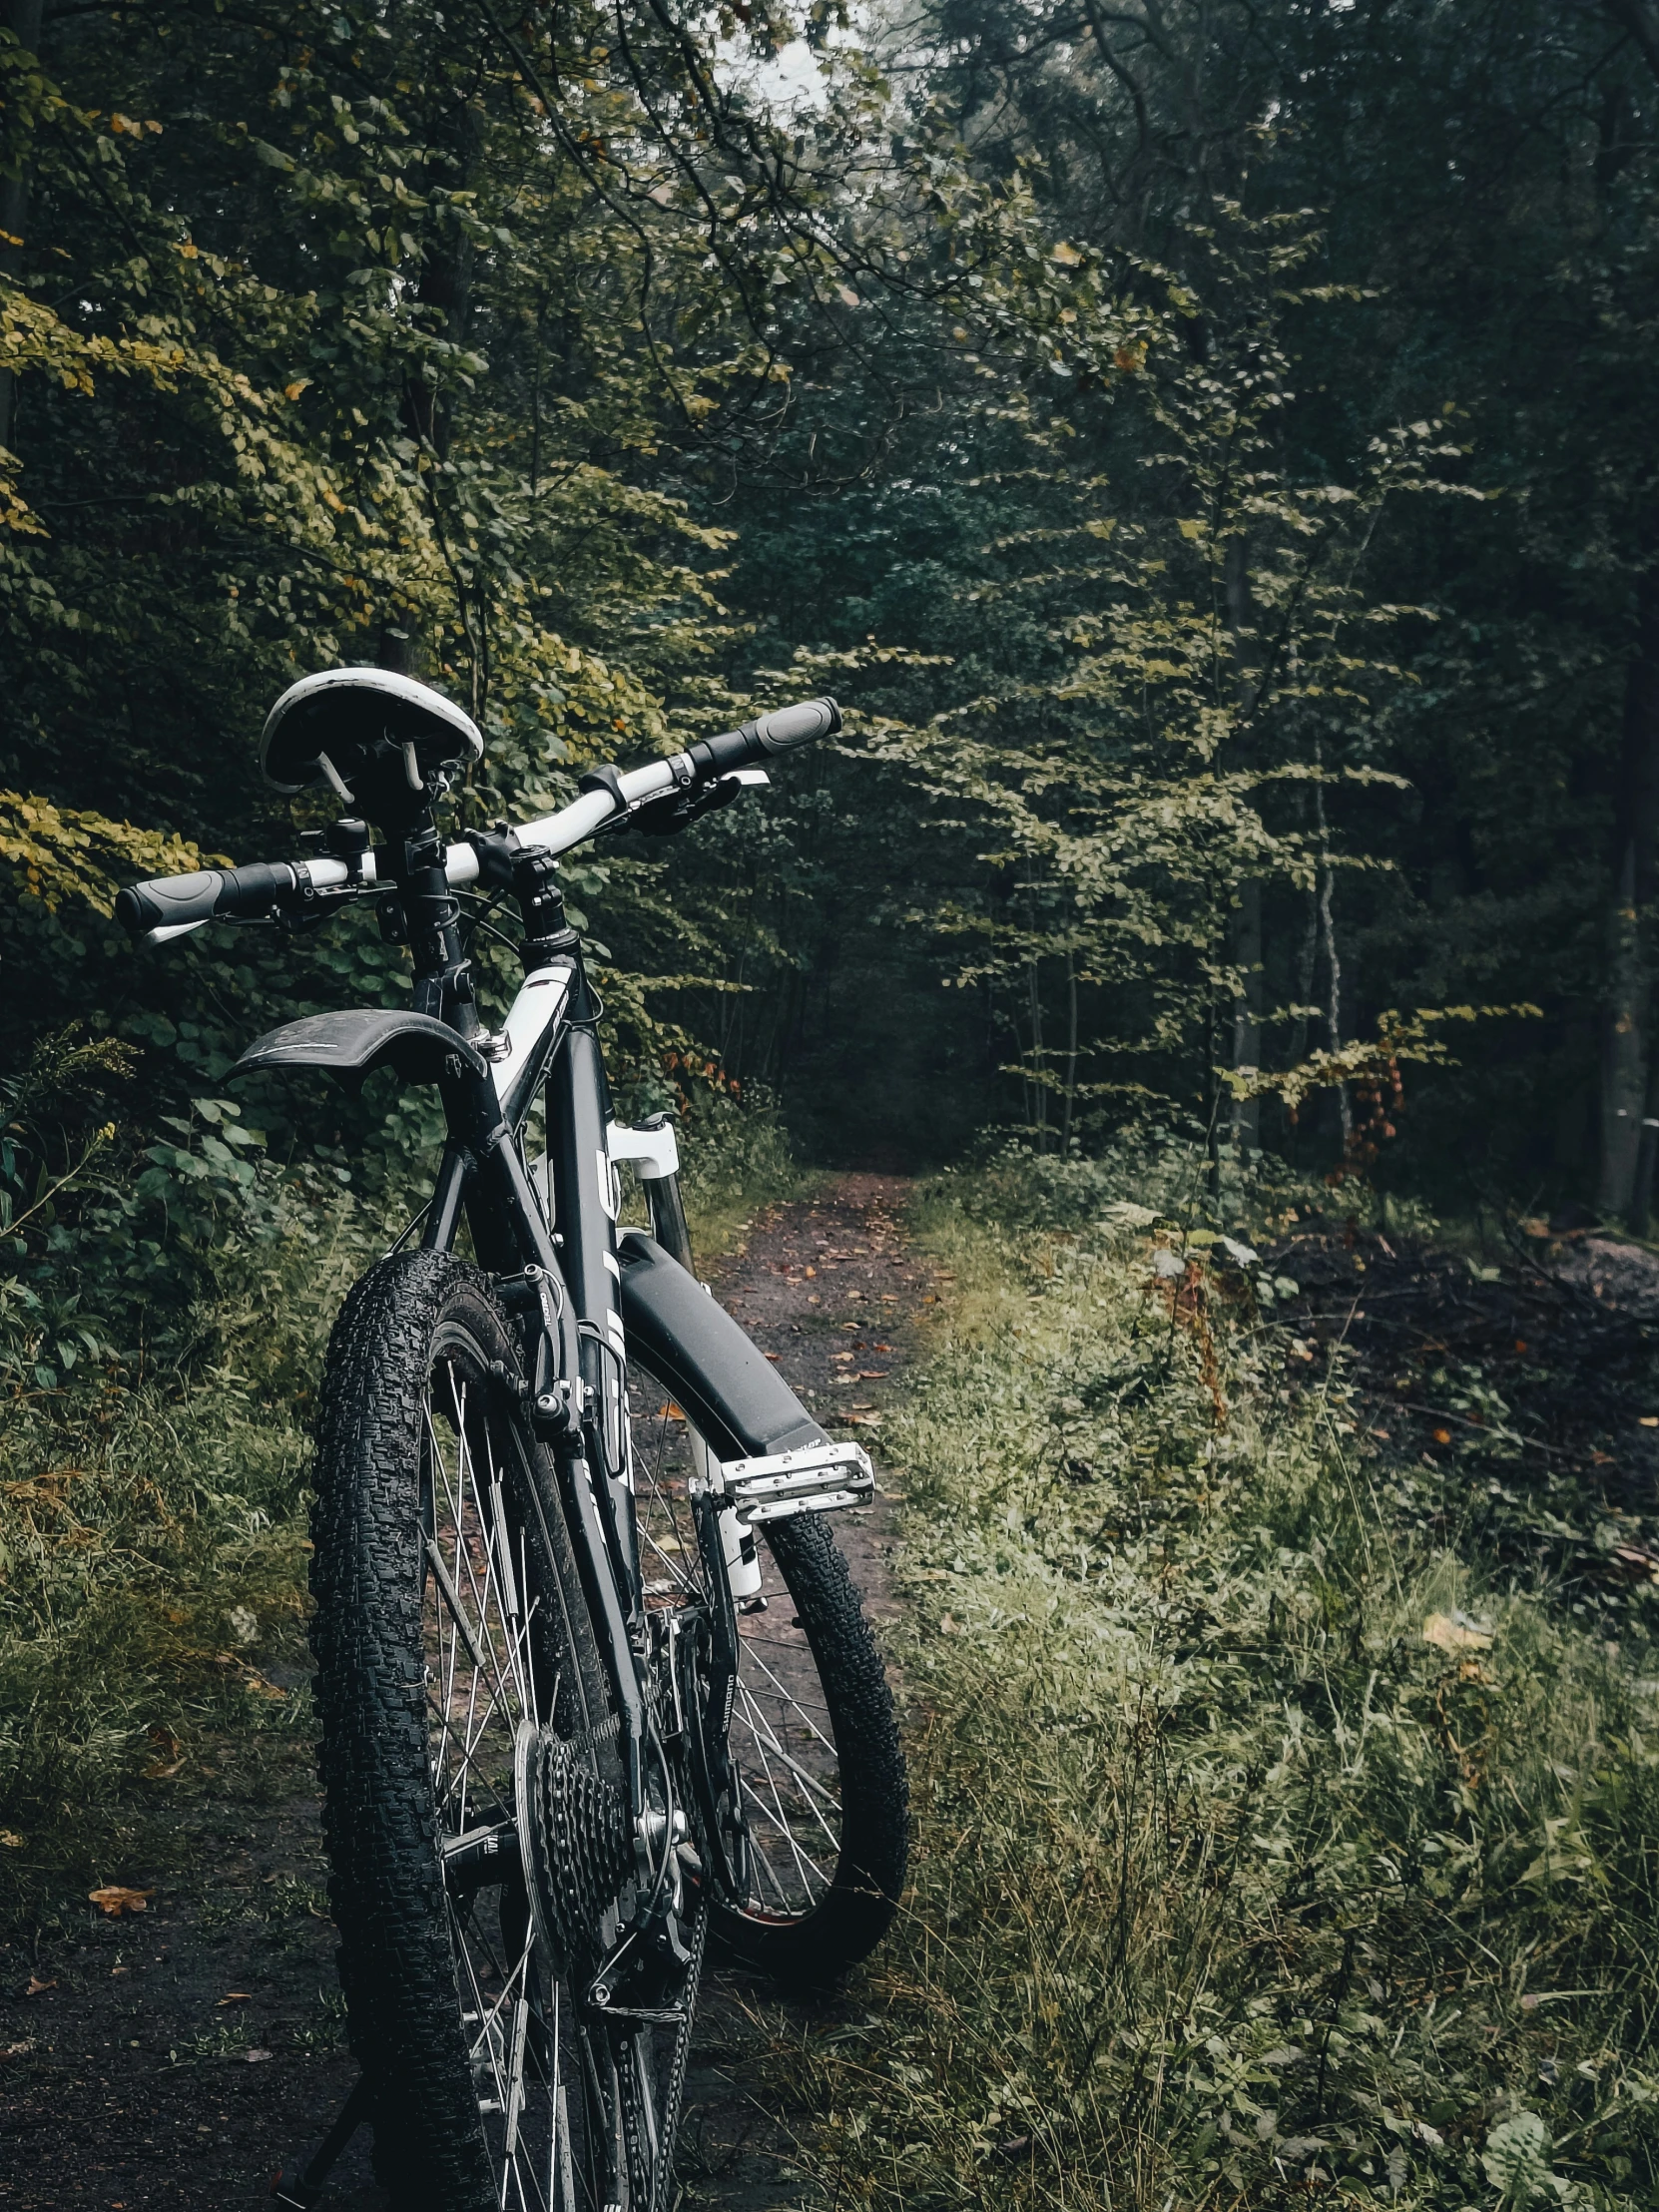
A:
[116,668,908,2212]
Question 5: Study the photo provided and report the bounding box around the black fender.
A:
[230,1008,489,1088]
[616,1230,827,1461]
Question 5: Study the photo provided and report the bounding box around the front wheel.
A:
[630,1369,908,1985]
[310,1252,690,2211]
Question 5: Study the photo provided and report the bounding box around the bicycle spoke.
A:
[735,1641,838,1755]
[733,1679,842,1845]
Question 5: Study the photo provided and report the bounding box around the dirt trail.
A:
[0,1175,917,2211]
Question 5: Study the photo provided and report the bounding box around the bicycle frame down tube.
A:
[547,1024,643,1618]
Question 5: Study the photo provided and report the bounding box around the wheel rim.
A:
[627,1369,844,1923]
[422,1339,621,2212]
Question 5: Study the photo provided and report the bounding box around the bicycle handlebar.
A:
[116,696,841,944]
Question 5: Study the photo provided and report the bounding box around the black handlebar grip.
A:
[116,859,299,940]
[116,868,229,939]
[689,696,842,777]
[750,697,841,754]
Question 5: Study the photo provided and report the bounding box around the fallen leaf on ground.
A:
[219,1991,253,2004]
[1641,1417,1659,1428]
[0,1831,23,1849]
[89,1886,154,1918]
[1424,1611,1493,1652]
[1432,1427,1452,1444]
[143,1725,185,1780]
[763,1352,780,1362]
[25,1975,55,1996]
[246,2047,274,2062]
[857,1370,888,1379]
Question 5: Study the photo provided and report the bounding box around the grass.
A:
[765,1188,1659,2211]
[0,1228,349,1932]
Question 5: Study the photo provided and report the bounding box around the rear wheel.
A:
[311,1252,689,2211]
[628,1363,907,1985]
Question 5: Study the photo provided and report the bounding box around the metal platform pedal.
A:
[692,1438,874,1524]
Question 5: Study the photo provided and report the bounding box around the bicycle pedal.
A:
[697,1439,874,1523]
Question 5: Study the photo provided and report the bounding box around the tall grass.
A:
[0,1214,359,1929]
[776,1197,1659,2209]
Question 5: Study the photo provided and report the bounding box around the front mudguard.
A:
[615,1230,826,1461]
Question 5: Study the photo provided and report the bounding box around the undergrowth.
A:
[0,1084,797,1932]
[774,1188,1659,2210]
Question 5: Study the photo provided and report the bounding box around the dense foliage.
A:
[4,0,1659,1334]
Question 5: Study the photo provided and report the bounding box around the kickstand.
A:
[270,2072,372,2208]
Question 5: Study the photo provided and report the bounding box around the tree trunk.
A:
[1314,772,1352,1151]
[1060,950,1079,1154]
[1225,535,1263,1160]
[1027,956,1047,1149]
[0,0,48,458]
[1599,564,1659,1222]
[379,97,487,682]
[1230,877,1263,1155]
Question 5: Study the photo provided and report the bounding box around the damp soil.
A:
[0,1175,919,2212]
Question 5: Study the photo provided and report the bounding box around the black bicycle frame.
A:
[227,793,821,1839]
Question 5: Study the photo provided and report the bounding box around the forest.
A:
[6,1,1659,2208]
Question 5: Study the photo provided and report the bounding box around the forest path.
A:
[0,1176,919,2212]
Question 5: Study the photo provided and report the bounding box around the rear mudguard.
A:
[616,1231,827,1461]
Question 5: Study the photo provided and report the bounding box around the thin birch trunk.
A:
[1226,537,1263,1159]
[1060,951,1079,1155]
[1027,957,1047,1150]
[1315,773,1352,1149]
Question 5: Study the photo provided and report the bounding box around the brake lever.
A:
[605,768,769,839]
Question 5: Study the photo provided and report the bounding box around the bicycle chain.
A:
[620,1890,708,2212]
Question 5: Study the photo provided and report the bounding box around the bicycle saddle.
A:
[260,667,484,805]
